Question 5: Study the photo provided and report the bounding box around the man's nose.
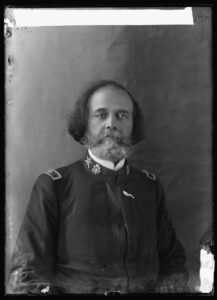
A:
[105,114,117,129]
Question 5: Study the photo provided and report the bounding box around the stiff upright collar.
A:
[82,151,130,181]
[88,149,125,171]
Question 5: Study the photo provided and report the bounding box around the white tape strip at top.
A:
[7,7,193,27]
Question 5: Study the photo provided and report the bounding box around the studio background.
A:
[6,7,212,292]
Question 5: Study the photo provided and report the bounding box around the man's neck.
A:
[88,149,125,171]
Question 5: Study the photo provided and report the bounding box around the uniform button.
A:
[105,291,121,295]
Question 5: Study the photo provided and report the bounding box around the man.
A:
[7,80,189,294]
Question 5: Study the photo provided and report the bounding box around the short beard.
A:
[82,129,134,163]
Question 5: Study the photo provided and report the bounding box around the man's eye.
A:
[118,113,128,119]
[96,113,107,119]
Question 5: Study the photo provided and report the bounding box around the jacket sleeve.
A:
[155,177,189,292]
[7,174,59,294]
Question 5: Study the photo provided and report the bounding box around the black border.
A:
[2,1,215,297]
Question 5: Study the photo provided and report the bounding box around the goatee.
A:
[82,129,134,163]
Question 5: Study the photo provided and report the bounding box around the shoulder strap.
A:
[44,169,62,181]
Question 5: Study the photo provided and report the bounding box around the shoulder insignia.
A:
[44,169,62,180]
[142,169,156,181]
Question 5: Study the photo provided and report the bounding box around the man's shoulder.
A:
[38,159,82,182]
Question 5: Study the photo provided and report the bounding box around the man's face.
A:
[84,85,134,162]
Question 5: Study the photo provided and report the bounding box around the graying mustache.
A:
[98,130,122,140]
[102,129,122,137]
[96,133,130,146]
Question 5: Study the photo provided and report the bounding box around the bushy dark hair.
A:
[68,80,144,145]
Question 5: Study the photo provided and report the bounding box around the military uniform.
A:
[8,153,188,294]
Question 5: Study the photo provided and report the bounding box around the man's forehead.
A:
[89,86,133,111]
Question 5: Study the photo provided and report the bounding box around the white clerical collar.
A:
[88,149,125,171]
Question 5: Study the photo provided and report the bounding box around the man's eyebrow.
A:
[93,108,131,114]
[116,109,130,114]
[93,108,108,113]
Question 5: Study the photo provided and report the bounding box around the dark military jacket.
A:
[7,153,188,294]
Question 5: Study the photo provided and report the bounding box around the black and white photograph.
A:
[5,7,213,294]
